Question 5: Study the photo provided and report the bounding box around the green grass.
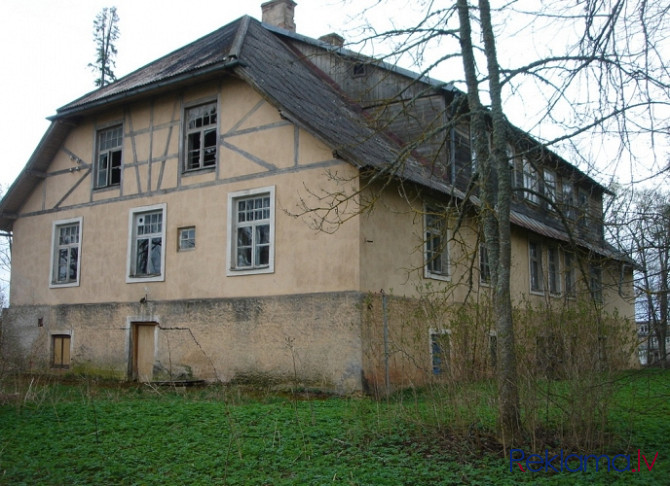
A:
[0,370,668,485]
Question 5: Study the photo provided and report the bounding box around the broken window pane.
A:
[184,102,217,171]
[95,125,123,188]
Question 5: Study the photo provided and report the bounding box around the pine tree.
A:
[88,7,120,87]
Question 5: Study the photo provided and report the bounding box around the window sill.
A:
[126,274,165,283]
[425,271,451,282]
[182,166,216,176]
[49,281,80,289]
[227,266,274,277]
[93,184,121,192]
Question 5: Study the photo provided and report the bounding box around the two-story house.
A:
[0,1,635,393]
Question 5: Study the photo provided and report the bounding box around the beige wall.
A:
[10,78,362,306]
[6,74,635,389]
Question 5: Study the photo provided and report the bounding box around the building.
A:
[0,1,635,393]
[637,321,670,365]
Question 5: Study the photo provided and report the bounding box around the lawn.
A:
[0,370,668,485]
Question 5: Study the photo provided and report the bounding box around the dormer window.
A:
[522,158,540,204]
[544,170,557,210]
[184,102,218,172]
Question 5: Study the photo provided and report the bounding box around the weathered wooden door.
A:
[132,323,156,382]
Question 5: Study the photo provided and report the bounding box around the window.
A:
[479,243,491,285]
[522,158,540,204]
[352,63,367,77]
[507,145,519,192]
[50,217,82,287]
[590,264,603,303]
[548,247,561,295]
[95,125,123,188]
[562,180,575,220]
[52,334,71,368]
[184,102,217,171]
[227,187,275,275]
[578,189,590,229]
[425,208,450,280]
[453,129,473,174]
[529,241,543,292]
[544,170,557,210]
[564,251,576,297]
[178,227,196,251]
[127,204,166,282]
[430,330,451,375]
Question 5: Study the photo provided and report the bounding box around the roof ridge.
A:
[229,15,252,60]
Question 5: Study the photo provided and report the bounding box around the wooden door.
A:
[132,323,155,382]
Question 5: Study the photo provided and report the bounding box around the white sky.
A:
[0,1,664,192]
[0,0,358,191]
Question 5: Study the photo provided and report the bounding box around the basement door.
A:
[132,322,156,382]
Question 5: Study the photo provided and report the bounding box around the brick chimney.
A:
[261,0,297,32]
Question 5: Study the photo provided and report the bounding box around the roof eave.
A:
[0,120,74,232]
[52,58,242,120]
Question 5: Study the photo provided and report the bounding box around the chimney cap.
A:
[261,0,297,32]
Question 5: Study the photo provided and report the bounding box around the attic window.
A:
[184,102,218,172]
[352,63,366,78]
[95,125,123,188]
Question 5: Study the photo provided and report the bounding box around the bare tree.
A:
[455,0,520,442]
[327,0,669,442]
[609,187,670,367]
[88,7,120,87]
[0,187,10,304]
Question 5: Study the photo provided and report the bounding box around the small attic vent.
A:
[352,63,367,78]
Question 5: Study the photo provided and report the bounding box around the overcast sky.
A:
[1,1,664,193]
[0,0,360,190]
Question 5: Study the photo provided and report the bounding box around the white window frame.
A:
[562,180,576,220]
[94,124,123,189]
[178,226,196,251]
[126,203,166,283]
[424,207,450,281]
[49,217,83,288]
[544,169,557,210]
[522,158,540,204]
[183,100,218,172]
[227,186,275,276]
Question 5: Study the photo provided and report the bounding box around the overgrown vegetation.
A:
[0,370,667,485]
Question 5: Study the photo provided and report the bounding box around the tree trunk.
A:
[457,0,521,443]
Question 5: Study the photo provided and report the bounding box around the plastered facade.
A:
[3,73,635,392]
